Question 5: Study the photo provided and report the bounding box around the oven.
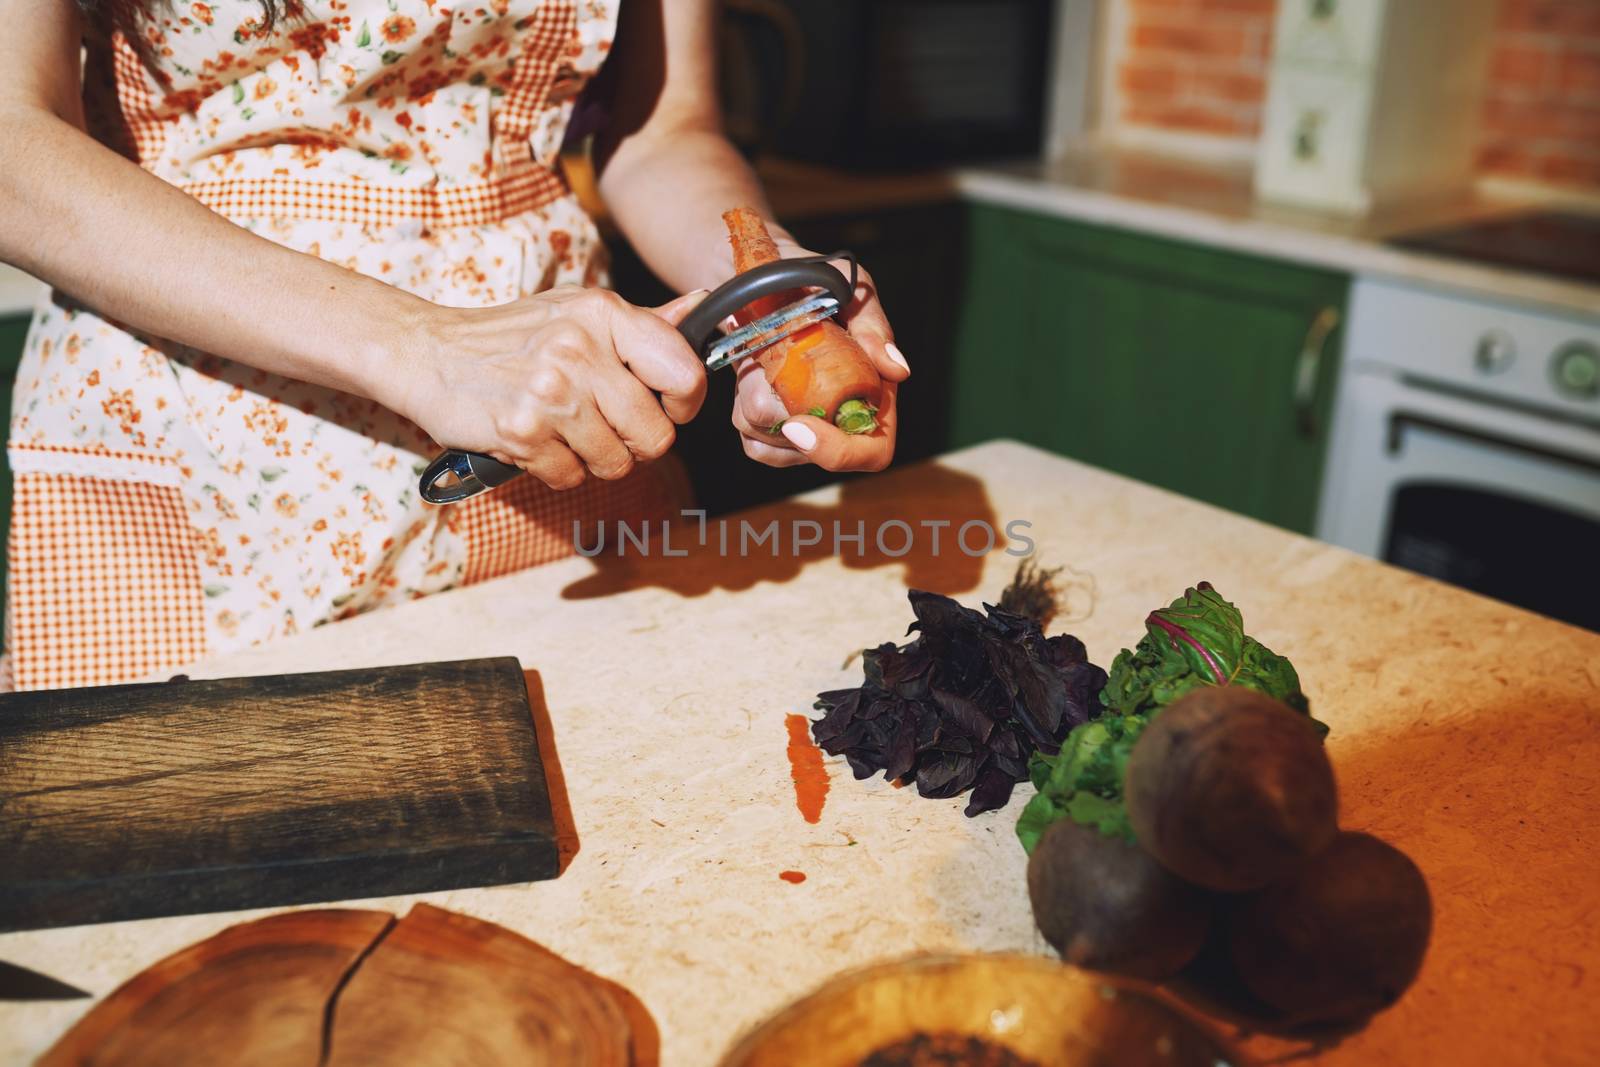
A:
[1317,277,1600,631]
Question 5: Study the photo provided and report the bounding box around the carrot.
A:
[722,207,882,435]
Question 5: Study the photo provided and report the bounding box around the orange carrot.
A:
[722,207,882,434]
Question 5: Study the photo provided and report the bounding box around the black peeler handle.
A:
[419,254,856,505]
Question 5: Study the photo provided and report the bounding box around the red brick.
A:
[1124,103,1256,136]
[1477,141,1542,176]
[1189,69,1268,103]
[1120,60,1182,98]
[1480,97,1600,140]
[1538,151,1600,187]
[1131,20,1251,57]
[1197,0,1276,15]
[1487,42,1555,93]
[1496,0,1600,35]
[1558,49,1600,96]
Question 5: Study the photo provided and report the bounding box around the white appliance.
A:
[1254,0,1495,215]
[1317,277,1600,631]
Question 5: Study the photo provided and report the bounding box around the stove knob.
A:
[1552,341,1599,400]
[1474,330,1516,374]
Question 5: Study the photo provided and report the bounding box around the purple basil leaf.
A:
[1043,633,1089,669]
[916,755,977,799]
[964,762,1017,816]
[884,709,918,782]
[931,688,997,744]
[811,589,1107,815]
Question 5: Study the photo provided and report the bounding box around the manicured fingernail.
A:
[781,421,817,451]
[886,342,910,376]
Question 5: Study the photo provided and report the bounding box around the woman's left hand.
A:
[730,254,911,472]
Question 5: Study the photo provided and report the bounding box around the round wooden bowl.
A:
[719,953,1244,1067]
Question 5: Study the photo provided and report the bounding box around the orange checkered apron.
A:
[3,0,685,692]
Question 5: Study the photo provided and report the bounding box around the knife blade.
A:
[0,959,91,1001]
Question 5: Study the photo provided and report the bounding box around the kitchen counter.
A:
[954,149,1600,321]
[755,149,1599,321]
[3,440,1598,1065]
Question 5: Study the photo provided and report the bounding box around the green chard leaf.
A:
[1017,714,1148,852]
[1101,581,1315,725]
[1017,582,1322,852]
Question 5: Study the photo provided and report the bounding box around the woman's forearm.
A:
[0,104,427,409]
[597,124,799,293]
[591,0,803,294]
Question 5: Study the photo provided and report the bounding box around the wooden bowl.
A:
[719,953,1243,1067]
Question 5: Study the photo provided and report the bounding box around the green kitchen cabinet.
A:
[1,312,29,605]
[951,205,1349,534]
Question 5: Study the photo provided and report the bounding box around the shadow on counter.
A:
[560,460,999,602]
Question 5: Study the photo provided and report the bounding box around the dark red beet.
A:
[1026,819,1211,981]
[1228,830,1433,1025]
[1124,686,1338,891]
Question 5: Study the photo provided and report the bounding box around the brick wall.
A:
[1117,0,1275,141]
[1113,0,1600,192]
[1480,0,1600,188]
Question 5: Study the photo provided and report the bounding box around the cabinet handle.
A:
[1292,305,1341,438]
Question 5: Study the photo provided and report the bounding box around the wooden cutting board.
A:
[0,658,560,933]
[39,904,642,1067]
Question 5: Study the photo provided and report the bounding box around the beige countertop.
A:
[3,441,1598,1066]
[953,150,1600,320]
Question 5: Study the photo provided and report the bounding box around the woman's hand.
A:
[731,256,911,472]
[393,287,708,491]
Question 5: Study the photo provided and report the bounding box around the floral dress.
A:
[4,0,684,691]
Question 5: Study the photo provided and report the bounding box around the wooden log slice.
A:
[324,903,633,1067]
[41,905,639,1067]
[38,909,394,1067]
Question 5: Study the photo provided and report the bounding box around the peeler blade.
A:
[703,294,840,373]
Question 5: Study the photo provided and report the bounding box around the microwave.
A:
[719,0,1057,170]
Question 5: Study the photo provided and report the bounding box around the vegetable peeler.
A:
[419,252,857,504]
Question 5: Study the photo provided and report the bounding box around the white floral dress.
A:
[4,0,683,691]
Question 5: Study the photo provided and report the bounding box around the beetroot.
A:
[1124,686,1338,891]
[1228,831,1433,1024]
[1027,819,1211,981]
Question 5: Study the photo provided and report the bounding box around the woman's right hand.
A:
[392,287,709,491]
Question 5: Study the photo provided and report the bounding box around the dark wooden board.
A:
[0,658,559,932]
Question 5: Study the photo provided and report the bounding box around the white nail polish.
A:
[781,421,817,451]
[886,342,910,375]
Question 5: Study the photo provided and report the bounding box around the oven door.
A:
[1318,371,1600,630]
